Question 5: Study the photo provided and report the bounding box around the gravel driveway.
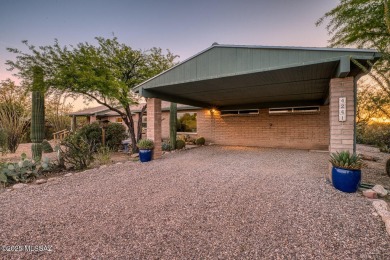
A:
[1,146,389,259]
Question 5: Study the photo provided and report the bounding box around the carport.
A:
[134,44,380,158]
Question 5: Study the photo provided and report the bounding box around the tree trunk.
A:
[123,105,138,153]
[31,66,45,161]
[169,103,177,150]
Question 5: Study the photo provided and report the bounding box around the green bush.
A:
[78,122,102,149]
[105,123,127,151]
[195,137,205,145]
[176,139,186,149]
[42,139,54,153]
[357,123,390,148]
[77,122,127,151]
[59,133,95,170]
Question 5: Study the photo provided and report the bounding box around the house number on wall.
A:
[339,97,346,122]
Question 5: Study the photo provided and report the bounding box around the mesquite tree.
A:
[31,66,45,161]
[7,37,178,153]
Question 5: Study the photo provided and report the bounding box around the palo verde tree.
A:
[7,37,178,153]
[317,0,390,119]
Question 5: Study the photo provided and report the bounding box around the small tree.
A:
[7,37,178,153]
[317,0,390,119]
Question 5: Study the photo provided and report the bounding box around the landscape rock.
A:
[130,153,139,158]
[47,177,59,182]
[64,173,73,177]
[99,165,107,169]
[35,179,47,185]
[372,184,388,197]
[12,183,27,189]
[363,189,377,199]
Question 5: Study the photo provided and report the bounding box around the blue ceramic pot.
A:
[332,166,361,193]
[139,149,152,163]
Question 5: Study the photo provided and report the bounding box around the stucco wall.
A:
[196,106,330,150]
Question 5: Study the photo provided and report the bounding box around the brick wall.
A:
[197,107,330,150]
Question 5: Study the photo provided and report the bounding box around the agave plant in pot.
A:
[137,139,154,163]
[330,151,365,193]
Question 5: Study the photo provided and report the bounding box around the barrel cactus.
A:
[176,139,186,149]
[42,139,53,153]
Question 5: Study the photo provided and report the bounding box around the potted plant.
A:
[137,139,154,163]
[330,151,364,193]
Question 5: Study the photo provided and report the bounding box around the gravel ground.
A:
[1,146,389,259]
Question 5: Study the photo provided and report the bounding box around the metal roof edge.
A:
[134,44,380,92]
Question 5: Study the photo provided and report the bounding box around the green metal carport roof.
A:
[134,44,380,110]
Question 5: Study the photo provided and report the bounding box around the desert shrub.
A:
[0,153,53,185]
[78,122,102,148]
[42,139,54,153]
[162,141,171,151]
[106,123,127,151]
[77,122,127,151]
[59,133,95,170]
[357,123,390,148]
[95,146,111,165]
[176,139,186,149]
[0,129,7,155]
[195,137,205,145]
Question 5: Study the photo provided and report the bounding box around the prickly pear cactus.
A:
[30,66,45,162]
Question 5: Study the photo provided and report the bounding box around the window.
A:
[177,112,197,133]
[269,106,320,115]
[221,109,259,116]
[116,117,123,123]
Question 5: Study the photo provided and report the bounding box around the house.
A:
[68,102,199,139]
[133,44,380,159]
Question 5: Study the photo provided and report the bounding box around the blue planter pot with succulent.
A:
[330,151,364,193]
[137,139,154,163]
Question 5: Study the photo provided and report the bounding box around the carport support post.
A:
[328,77,355,180]
[147,98,162,159]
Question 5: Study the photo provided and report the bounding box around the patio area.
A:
[1,146,389,258]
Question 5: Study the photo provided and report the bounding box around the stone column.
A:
[147,98,162,159]
[329,77,355,153]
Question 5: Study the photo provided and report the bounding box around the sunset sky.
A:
[0,0,339,109]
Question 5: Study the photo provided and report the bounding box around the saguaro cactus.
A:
[31,66,45,161]
[169,102,177,150]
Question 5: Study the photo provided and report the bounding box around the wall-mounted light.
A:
[210,108,218,114]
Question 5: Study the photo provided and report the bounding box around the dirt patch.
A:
[357,144,390,188]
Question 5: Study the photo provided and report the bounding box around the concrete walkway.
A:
[1,146,389,259]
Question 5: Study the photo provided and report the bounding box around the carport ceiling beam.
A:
[141,88,212,108]
[336,56,350,78]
